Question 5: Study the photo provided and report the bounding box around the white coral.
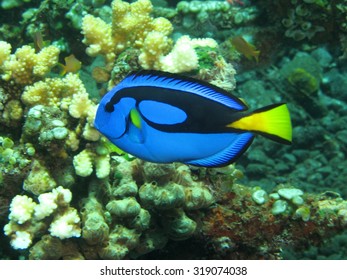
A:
[4,186,80,250]
[159,36,199,73]
[49,208,81,239]
[8,195,36,224]
[34,192,57,220]
[10,231,32,250]
[95,154,111,179]
[73,149,93,177]
[158,36,218,73]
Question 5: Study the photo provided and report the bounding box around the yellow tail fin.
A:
[227,103,292,144]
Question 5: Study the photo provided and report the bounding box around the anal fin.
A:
[185,132,254,167]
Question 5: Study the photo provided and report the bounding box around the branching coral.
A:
[4,186,81,250]
[0,39,99,152]
[0,137,33,210]
[81,0,222,74]
[0,42,59,85]
[23,159,57,195]
[81,0,173,68]
[153,35,217,73]
[0,41,11,66]
[21,73,92,112]
[81,14,115,65]
[0,38,102,256]
[73,146,110,179]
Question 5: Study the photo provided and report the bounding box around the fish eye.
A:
[105,102,114,112]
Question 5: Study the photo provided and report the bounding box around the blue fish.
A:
[94,71,292,167]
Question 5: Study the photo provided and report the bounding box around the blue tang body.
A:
[94,71,292,167]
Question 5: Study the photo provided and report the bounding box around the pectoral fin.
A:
[128,108,144,144]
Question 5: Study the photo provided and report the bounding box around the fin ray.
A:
[227,103,292,144]
[185,132,254,167]
[119,70,248,111]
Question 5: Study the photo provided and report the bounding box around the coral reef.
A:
[0,43,59,85]
[200,183,347,259]
[81,0,235,82]
[175,1,258,38]
[76,159,216,259]
[81,0,173,69]
[4,186,81,249]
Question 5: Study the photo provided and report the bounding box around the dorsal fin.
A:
[118,70,248,111]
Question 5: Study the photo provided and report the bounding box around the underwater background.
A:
[0,0,347,260]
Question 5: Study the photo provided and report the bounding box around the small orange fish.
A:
[59,54,82,75]
[92,66,110,83]
[231,36,260,63]
[32,31,50,52]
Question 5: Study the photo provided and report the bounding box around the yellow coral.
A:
[86,103,97,124]
[3,99,23,121]
[82,0,173,68]
[21,79,52,106]
[0,41,11,66]
[73,148,111,178]
[34,46,60,76]
[21,73,88,110]
[3,45,36,84]
[152,17,173,36]
[81,0,221,75]
[61,73,87,103]
[81,14,115,64]
[139,31,172,69]
[82,122,100,141]
[1,44,59,84]
[65,131,80,151]
[112,0,153,49]
[68,92,94,119]
[73,149,94,177]
[95,154,111,179]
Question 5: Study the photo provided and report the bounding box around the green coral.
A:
[66,159,216,259]
[139,182,186,209]
[1,0,31,9]
[287,68,319,94]
[80,194,109,246]
[0,136,33,194]
[281,0,331,41]
[280,52,322,97]
[195,46,217,70]
[22,159,57,195]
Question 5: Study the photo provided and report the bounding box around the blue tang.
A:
[94,71,292,167]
